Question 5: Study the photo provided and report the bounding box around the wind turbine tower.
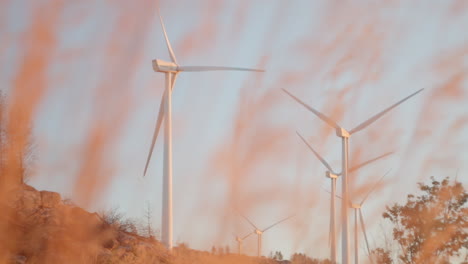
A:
[144,11,264,250]
[296,132,392,264]
[284,88,423,264]
[352,171,390,264]
[234,233,253,255]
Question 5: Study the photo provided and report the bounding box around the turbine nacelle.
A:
[351,203,361,209]
[255,229,263,235]
[336,127,350,138]
[326,171,338,179]
[152,59,178,73]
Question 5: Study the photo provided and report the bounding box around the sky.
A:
[1,0,468,261]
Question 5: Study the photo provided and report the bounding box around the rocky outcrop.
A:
[0,184,276,264]
[0,184,169,264]
[40,191,61,208]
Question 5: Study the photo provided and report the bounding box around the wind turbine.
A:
[234,232,254,255]
[331,170,390,264]
[283,88,424,264]
[296,131,392,264]
[240,213,295,257]
[144,11,264,250]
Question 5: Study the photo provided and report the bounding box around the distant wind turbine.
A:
[354,170,391,264]
[234,232,254,255]
[240,213,295,257]
[296,131,392,264]
[330,169,391,264]
[284,88,423,264]
[144,10,264,250]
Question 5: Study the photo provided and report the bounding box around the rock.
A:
[22,184,38,192]
[22,207,61,227]
[113,246,130,257]
[103,238,119,250]
[68,206,99,228]
[10,255,27,264]
[20,188,41,213]
[1,184,172,264]
[120,251,137,262]
[45,209,62,226]
[97,249,113,263]
[89,212,103,227]
[40,191,61,208]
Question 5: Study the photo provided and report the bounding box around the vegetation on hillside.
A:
[373,177,468,264]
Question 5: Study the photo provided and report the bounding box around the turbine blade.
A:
[359,209,373,259]
[349,88,424,135]
[158,9,177,64]
[143,90,167,176]
[348,151,393,173]
[238,212,259,230]
[282,89,341,130]
[360,168,392,205]
[178,66,264,72]
[296,132,335,173]
[242,232,254,240]
[262,214,295,232]
[170,72,178,91]
[322,187,343,200]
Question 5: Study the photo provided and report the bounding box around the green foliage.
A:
[382,177,468,263]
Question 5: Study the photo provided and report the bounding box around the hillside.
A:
[0,184,280,264]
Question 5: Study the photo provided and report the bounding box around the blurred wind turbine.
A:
[296,131,392,264]
[352,169,390,264]
[144,10,264,250]
[329,169,391,264]
[240,213,295,257]
[283,88,423,264]
[234,232,254,255]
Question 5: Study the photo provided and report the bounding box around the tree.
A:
[99,207,138,233]
[211,246,216,255]
[371,248,393,264]
[383,177,468,263]
[143,201,155,238]
[273,251,283,261]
